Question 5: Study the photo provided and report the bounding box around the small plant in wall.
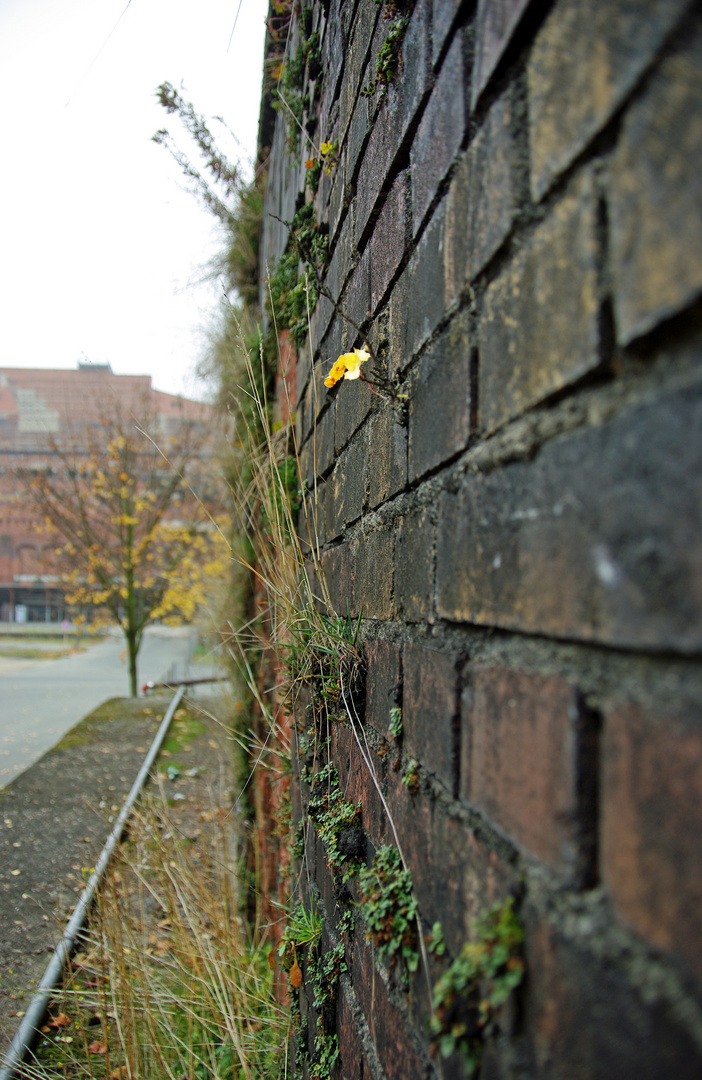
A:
[429,897,526,1074]
[358,844,419,976]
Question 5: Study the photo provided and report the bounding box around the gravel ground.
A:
[0,689,235,1059]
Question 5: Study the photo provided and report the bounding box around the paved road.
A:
[0,626,198,785]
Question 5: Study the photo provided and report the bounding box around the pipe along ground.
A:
[0,684,187,1080]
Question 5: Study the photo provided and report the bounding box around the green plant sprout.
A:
[389,705,403,740]
[429,898,525,1074]
[358,845,419,973]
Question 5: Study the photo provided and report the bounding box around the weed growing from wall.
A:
[429,898,526,1074]
[358,844,419,976]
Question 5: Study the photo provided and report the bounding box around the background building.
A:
[0,363,210,623]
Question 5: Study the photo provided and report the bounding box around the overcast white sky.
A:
[0,0,269,399]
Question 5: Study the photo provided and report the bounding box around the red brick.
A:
[336,987,364,1080]
[472,0,531,107]
[526,914,702,1079]
[402,642,460,785]
[364,638,402,735]
[335,720,386,842]
[351,930,431,1080]
[466,666,595,882]
[601,700,702,982]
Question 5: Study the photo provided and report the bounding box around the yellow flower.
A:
[321,141,333,156]
[324,348,370,388]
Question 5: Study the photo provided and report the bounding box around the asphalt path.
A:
[0,626,197,785]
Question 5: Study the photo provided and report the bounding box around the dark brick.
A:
[437,379,702,650]
[343,247,372,335]
[445,91,516,303]
[354,106,401,246]
[383,765,434,912]
[528,0,691,201]
[332,719,386,840]
[402,642,459,784]
[411,34,467,235]
[336,988,364,1080]
[395,506,434,622]
[364,638,402,736]
[353,525,395,619]
[526,914,702,1079]
[601,699,702,983]
[608,22,702,345]
[478,170,601,435]
[408,310,472,481]
[330,434,367,530]
[320,543,355,618]
[465,666,593,881]
[431,810,515,958]
[334,375,374,453]
[351,931,431,1080]
[389,197,446,375]
[385,0,433,142]
[365,408,408,510]
[337,0,381,147]
[370,170,409,313]
[432,0,464,68]
[472,0,531,107]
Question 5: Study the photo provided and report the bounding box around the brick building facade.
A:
[0,365,208,622]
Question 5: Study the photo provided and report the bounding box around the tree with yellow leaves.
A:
[24,391,228,696]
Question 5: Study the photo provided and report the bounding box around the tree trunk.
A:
[126,628,139,697]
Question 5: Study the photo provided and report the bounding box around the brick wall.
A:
[259,1,702,1076]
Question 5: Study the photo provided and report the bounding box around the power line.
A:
[65,0,133,108]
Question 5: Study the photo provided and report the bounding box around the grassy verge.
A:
[18,784,287,1080]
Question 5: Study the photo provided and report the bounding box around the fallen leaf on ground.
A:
[48,1013,71,1027]
[88,1040,107,1054]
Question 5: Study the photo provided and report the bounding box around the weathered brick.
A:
[351,931,431,1080]
[526,914,702,1079]
[445,91,516,303]
[344,247,372,337]
[408,310,472,480]
[352,525,395,619]
[478,170,601,435]
[395,506,434,622]
[370,170,409,313]
[608,24,702,345]
[432,0,464,68]
[466,666,596,882]
[389,197,446,375]
[601,699,702,982]
[365,408,407,510]
[385,0,433,141]
[472,0,531,107]
[402,642,459,784]
[437,379,702,650]
[337,0,381,148]
[332,718,386,841]
[528,0,691,201]
[334,372,374,453]
[364,638,402,736]
[354,106,401,246]
[336,988,364,1080]
[330,434,367,530]
[320,542,355,618]
[411,34,467,235]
